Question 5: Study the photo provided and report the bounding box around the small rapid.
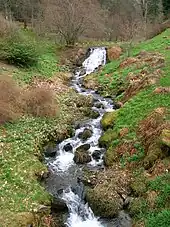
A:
[45,47,117,227]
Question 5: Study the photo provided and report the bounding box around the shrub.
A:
[0,29,39,67]
[0,101,19,124]
[22,87,58,117]
[0,76,22,124]
[6,38,39,67]
[0,76,58,124]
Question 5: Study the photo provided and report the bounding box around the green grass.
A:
[97,29,170,226]
[0,29,88,226]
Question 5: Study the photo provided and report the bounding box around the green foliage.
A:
[6,40,39,67]
[0,31,39,67]
[146,210,170,227]
[148,174,170,208]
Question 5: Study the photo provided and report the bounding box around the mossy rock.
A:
[143,144,164,169]
[161,129,170,148]
[101,110,118,130]
[104,146,120,166]
[73,144,91,164]
[15,212,35,227]
[99,129,119,148]
[83,73,99,90]
[86,188,123,218]
[78,128,93,141]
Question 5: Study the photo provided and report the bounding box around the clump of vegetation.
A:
[0,76,58,125]
[1,32,39,67]
[0,75,22,123]
[22,87,58,118]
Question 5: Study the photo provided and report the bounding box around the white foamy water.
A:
[46,47,114,227]
[83,47,107,74]
[62,189,103,227]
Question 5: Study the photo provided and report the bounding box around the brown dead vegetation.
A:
[0,76,58,124]
[137,108,170,169]
[22,87,57,118]
[0,15,17,37]
[107,46,122,61]
[138,108,166,151]
[119,52,164,103]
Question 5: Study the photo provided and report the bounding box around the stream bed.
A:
[44,47,132,227]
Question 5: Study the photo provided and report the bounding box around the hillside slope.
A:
[85,29,170,227]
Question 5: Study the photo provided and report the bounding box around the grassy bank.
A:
[0,30,91,227]
[86,29,170,226]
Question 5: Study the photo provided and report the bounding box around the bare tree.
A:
[41,0,101,45]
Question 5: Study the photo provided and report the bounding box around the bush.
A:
[22,87,58,117]
[0,76,58,124]
[0,30,39,67]
[6,38,39,67]
[0,76,22,124]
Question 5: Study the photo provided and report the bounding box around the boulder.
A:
[78,129,93,141]
[63,143,73,152]
[51,197,68,212]
[107,46,122,61]
[85,166,131,218]
[44,142,57,158]
[99,129,118,148]
[83,73,99,90]
[101,111,118,130]
[114,101,123,109]
[73,144,91,164]
[92,150,104,161]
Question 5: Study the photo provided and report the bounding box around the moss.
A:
[99,129,119,148]
[104,145,120,166]
[143,144,164,169]
[86,187,123,218]
[101,110,118,130]
[83,72,99,90]
[161,129,170,147]
[129,198,149,217]
[131,175,148,196]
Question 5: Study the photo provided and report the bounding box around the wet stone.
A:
[94,102,105,109]
[74,144,91,164]
[78,129,93,141]
[44,145,57,158]
[76,144,91,152]
[51,197,68,212]
[92,150,104,161]
[63,143,73,152]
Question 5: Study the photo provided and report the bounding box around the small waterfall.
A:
[45,47,124,227]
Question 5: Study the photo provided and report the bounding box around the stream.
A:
[44,47,131,227]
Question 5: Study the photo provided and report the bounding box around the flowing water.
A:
[45,47,131,227]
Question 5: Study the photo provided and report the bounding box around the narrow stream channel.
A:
[44,48,131,227]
